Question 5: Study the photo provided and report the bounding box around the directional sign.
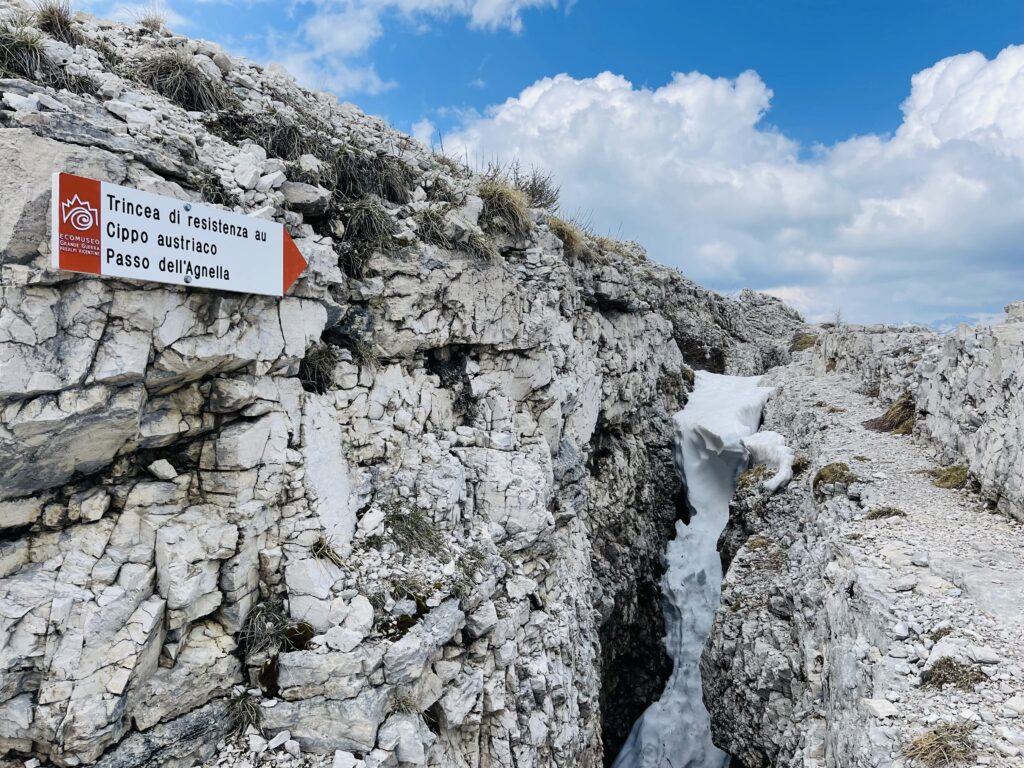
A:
[51,172,307,296]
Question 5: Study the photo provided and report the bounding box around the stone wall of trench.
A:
[0,4,802,766]
[814,306,1024,522]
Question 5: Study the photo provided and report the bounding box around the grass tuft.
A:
[384,502,447,558]
[511,164,560,212]
[736,464,771,492]
[134,49,230,112]
[789,332,817,352]
[298,343,339,394]
[343,196,395,267]
[34,1,81,46]
[791,455,810,476]
[921,657,987,692]
[479,180,531,240]
[463,231,499,261]
[930,465,969,490]
[865,506,906,520]
[228,693,262,738]
[0,14,45,79]
[237,603,289,658]
[310,534,345,568]
[135,3,166,32]
[864,392,916,435]
[547,215,585,258]
[415,207,453,249]
[903,722,976,767]
[813,462,858,497]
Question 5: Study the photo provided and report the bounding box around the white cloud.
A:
[263,0,562,95]
[441,46,1024,323]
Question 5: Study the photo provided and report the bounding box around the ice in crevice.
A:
[612,371,792,768]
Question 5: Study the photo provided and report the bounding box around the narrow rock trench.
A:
[607,373,790,768]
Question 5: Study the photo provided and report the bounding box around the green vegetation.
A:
[921,657,986,692]
[864,392,916,435]
[135,49,230,112]
[903,722,976,767]
[931,465,969,490]
[0,13,44,79]
[415,207,453,249]
[384,503,447,558]
[228,693,262,737]
[865,506,906,521]
[789,332,817,352]
[813,462,858,496]
[34,1,81,46]
[298,343,339,394]
[479,179,531,240]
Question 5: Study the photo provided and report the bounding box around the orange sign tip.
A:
[282,230,308,293]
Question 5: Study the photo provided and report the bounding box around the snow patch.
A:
[612,371,778,768]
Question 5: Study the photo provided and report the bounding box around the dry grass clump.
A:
[865,506,906,520]
[547,215,585,257]
[930,465,969,490]
[463,231,499,261]
[228,693,262,738]
[134,49,230,112]
[789,332,817,352]
[135,3,166,32]
[415,207,452,249]
[236,603,290,657]
[921,657,987,691]
[511,164,560,212]
[34,1,81,46]
[736,464,771,491]
[384,503,447,558]
[345,196,395,250]
[813,462,858,496]
[298,343,339,394]
[903,721,976,767]
[864,392,916,435]
[0,13,45,78]
[929,626,954,643]
[479,180,531,240]
[791,454,810,476]
[310,534,345,568]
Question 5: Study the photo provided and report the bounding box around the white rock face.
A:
[815,314,1024,522]
[703,345,1024,768]
[0,2,802,766]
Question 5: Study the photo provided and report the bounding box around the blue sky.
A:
[96,1,1024,324]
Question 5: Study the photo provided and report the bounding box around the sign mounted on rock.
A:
[51,172,307,296]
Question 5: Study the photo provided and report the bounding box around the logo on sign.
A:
[62,194,99,231]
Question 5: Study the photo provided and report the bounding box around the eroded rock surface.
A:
[0,2,801,766]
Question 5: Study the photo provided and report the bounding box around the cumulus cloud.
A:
[263,0,561,95]
[441,47,1024,323]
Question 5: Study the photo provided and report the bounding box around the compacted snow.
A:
[613,372,787,768]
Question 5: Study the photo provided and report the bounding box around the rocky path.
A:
[776,359,1024,765]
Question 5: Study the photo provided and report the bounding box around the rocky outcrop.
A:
[704,345,1024,767]
[0,2,801,766]
[815,304,1024,522]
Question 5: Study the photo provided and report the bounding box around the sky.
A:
[89,0,1024,324]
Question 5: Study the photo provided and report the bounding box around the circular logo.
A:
[61,194,98,231]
